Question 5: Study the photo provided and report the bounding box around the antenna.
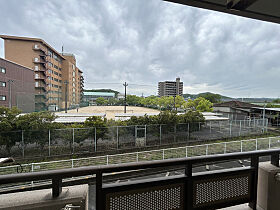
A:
[62,45,64,55]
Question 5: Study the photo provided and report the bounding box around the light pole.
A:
[123,82,128,113]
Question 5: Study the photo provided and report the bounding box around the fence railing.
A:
[0,135,279,181]
[0,149,279,209]
[0,119,268,158]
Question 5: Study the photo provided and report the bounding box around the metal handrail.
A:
[0,148,279,193]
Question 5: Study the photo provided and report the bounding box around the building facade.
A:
[158,77,183,97]
[61,54,84,109]
[0,58,35,112]
[0,35,84,111]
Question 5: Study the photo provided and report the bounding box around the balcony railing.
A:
[33,45,47,54]
[33,58,46,64]
[0,149,279,210]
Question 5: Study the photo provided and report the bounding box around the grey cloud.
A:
[0,0,280,97]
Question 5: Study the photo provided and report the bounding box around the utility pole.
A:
[8,80,14,109]
[123,82,128,113]
[263,104,266,132]
[64,80,69,113]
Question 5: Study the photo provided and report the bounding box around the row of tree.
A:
[96,95,214,112]
[0,106,205,155]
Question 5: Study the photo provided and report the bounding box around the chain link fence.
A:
[0,135,279,192]
[0,119,268,158]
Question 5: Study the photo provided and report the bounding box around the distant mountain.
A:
[83,89,120,95]
[183,92,231,101]
[183,92,276,103]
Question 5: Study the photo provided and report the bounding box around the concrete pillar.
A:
[258,162,280,210]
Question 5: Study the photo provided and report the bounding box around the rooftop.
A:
[83,92,115,97]
[0,34,65,60]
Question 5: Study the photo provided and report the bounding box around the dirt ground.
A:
[63,106,160,119]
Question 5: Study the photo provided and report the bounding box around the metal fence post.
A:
[106,155,109,165]
[206,145,209,155]
[159,124,162,145]
[136,152,139,162]
[241,140,243,152]
[163,149,165,160]
[94,127,97,152]
[31,163,34,186]
[145,125,147,146]
[116,126,119,150]
[229,122,232,136]
[48,129,51,156]
[71,159,74,168]
[186,146,188,157]
[224,142,227,154]
[239,120,242,136]
[269,137,271,149]
[256,139,258,151]
[209,121,212,133]
[198,122,201,131]
[22,130,24,158]
[72,128,75,154]
[188,123,190,139]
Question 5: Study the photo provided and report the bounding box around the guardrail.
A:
[0,149,279,209]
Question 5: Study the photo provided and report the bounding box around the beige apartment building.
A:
[0,35,84,111]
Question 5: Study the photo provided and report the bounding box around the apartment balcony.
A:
[0,149,279,210]
[33,58,46,64]
[35,84,47,92]
[33,44,47,54]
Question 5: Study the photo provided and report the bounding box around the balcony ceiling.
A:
[164,0,280,24]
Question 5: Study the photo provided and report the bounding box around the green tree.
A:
[84,116,108,140]
[126,95,141,106]
[184,97,213,112]
[0,106,22,155]
[96,97,108,105]
[16,111,59,154]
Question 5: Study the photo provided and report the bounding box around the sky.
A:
[0,0,280,98]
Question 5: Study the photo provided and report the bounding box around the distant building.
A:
[158,77,183,97]
[0,58,35,112]
[213,101,261,120]
[83,92,115,104]
[0,35,84,111]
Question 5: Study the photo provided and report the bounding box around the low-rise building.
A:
[83,92,115,104]
[0,58,35,112]
[213,101,261,120]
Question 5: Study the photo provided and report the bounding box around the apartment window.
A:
[34,44,38,49]
[0,67,6,73]
[73,78,75,82]
[48,69,52,74]
[34,57,39,62]
[72,64,75,69]
[72,71,75,77]
[0,95,6,101]
[59,67,62,71]
[54,71,59,76]
[59,74,62,77]
[0,81,6,87]
[73,83,75,87]
[35,65,39,70]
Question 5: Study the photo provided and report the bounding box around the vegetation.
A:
[94,95,213,112]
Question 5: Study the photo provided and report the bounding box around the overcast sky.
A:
[0,0,280,98]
